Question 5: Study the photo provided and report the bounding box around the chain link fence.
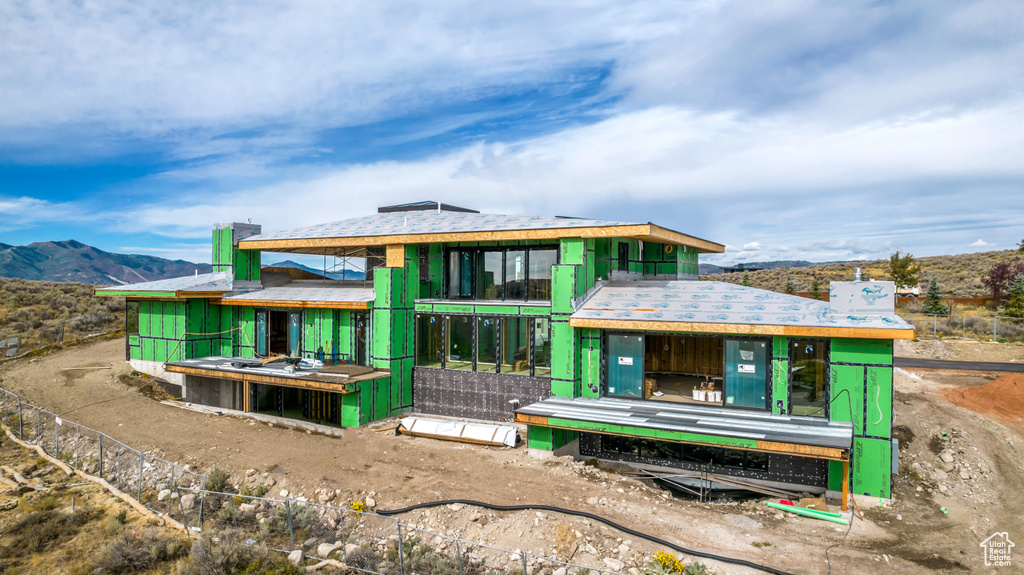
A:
[0,318,123,361]
[901,313,1024,342]
[0,385,626,575]
[0,385,205,526]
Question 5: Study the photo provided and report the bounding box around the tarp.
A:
[398,417,519,447]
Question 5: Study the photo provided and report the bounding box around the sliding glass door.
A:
[724,339,768,409]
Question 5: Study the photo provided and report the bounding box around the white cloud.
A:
[969,239,993,247]
[742,242,762,251]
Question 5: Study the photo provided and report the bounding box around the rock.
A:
[344,544,361,557]
[553,568,567,575]
[603,558,625,571]
[959,471,971,480]
[932,470,948,481]
[628,569,643,575]
[318,543,340,557]
[385,535,400,550]
[469,512,481,522]
[617,544,630,555]
[587,497,599,505]
[940,452,954,464]
[157,489,171,502]
[365,497,376,508]
[239,503,256,513]
[0,500,17,511]
[280,490,289,498]
[180,493,196,511]
[896,514,902,521]
[287,549,303,566]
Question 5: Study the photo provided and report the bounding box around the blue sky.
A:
[1,0,1022,266]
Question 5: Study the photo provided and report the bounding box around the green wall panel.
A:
[560,237,585,265]
[772,336,788,358]
[827,460,845,492]
[865,367,893,438]
[551,265,577,314]
[414,303,433,312]
[432,303,474,314]
[520,306,551,316]
[772,359,789,414]
[853,437,891,498]
[544,418,758,449]
[580,328,601,398]
[550,320,576,385]
[831,338,893,365]
[830,365,865,435]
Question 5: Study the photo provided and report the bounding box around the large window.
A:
[500,317,530,375]
[126,301,140,335]
[528,249,557,300]
[446,315,473,370]
[476,317,498,373]
[790,339,828,417]
[445,246,557,301]
[415,314,442,368]
[533,318,552,376]
[416,314,550,377]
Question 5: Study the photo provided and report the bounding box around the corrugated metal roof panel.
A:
[97,272,232,293]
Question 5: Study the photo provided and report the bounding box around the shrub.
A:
[346,546,382,573]
[92,528,190,574]
[204,467,230,493]
[173,530,303,575]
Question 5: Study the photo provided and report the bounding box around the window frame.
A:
[414,313,550,378]
[787,338,830,418]
[442,244,558,302]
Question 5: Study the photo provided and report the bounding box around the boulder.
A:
[553,568,567,575]
[603,558,625,572]
[344,543,361,557]
[180,493,196,511]
[239,503,256,513]
[287,549,303,566]
[157,489,171,502]
[318,543,340,557]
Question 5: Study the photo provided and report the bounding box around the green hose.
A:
[766,502,849,525]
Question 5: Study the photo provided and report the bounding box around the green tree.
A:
[741,272,751,287]
[999,274,1024,318]
[888,250,921,289]
[921,279,949,315]
[1018,238,1024,254]
[784,280,797,295]
[810,277,823,300]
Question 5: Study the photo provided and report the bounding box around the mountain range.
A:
[0,240,211,285]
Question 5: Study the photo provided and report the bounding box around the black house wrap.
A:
[413,367,550,422]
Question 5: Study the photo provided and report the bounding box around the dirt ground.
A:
[896,338,1024,363]
[1,338,1022,574]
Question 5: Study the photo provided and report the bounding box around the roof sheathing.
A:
[571,280,915,339]
[238,211,724,254]
[94,272,232,298]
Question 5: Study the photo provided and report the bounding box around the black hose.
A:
[377,499,795,575]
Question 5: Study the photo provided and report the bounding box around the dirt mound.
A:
[117,373,172,401]
[942,373,1024,428]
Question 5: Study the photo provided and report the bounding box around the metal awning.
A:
[515,396,852,460]
[165,356,388,392]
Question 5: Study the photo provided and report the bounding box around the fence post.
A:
[397,522,406,575]
[98,434,103,478]
[933,315,937,336]
[994,317,998,342]
[230,494,238,529]
[138,452,144,503]
[521,550,529,575]
[456,538,463,575]
[168,467,176,516]
[285,499,296,551]
[18,400,23,438]
[36,408,40,443]
[75,426,81,470]
[54,415,59,458]
[116,447,122,490]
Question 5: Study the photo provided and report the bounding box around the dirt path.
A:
[1,339,1022,574]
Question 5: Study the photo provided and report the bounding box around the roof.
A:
[95,272,232,298]
[238,210,725,255]
[516,396,853,454]
[165,356,388,392]
[218,285,375,309]
[570,280,915,339]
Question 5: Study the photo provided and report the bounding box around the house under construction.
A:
[96,201,913,504]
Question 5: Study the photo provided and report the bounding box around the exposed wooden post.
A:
[385,244,405,268]
[841,459,849,512]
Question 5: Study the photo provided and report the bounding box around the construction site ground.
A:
[1,338,1022,574]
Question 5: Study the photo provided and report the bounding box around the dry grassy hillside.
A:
[702,249,1022,297]
[0,278,124,341]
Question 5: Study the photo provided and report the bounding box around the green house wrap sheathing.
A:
[772,359,789,414]
[550,318,578,397]
[580,328,601,397]
[853,437,892,498]
[212,226,260,281]
[865,367,893,438]
[369,258,414,418]
[830,364,865,435]
[133,301,186,362]
[527,426,577,451]
[831,338,893,365]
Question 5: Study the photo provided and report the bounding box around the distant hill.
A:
[699,260,816,275]
[264,260,365,280]
[0,240,211,285]
[701,249,1021,297]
